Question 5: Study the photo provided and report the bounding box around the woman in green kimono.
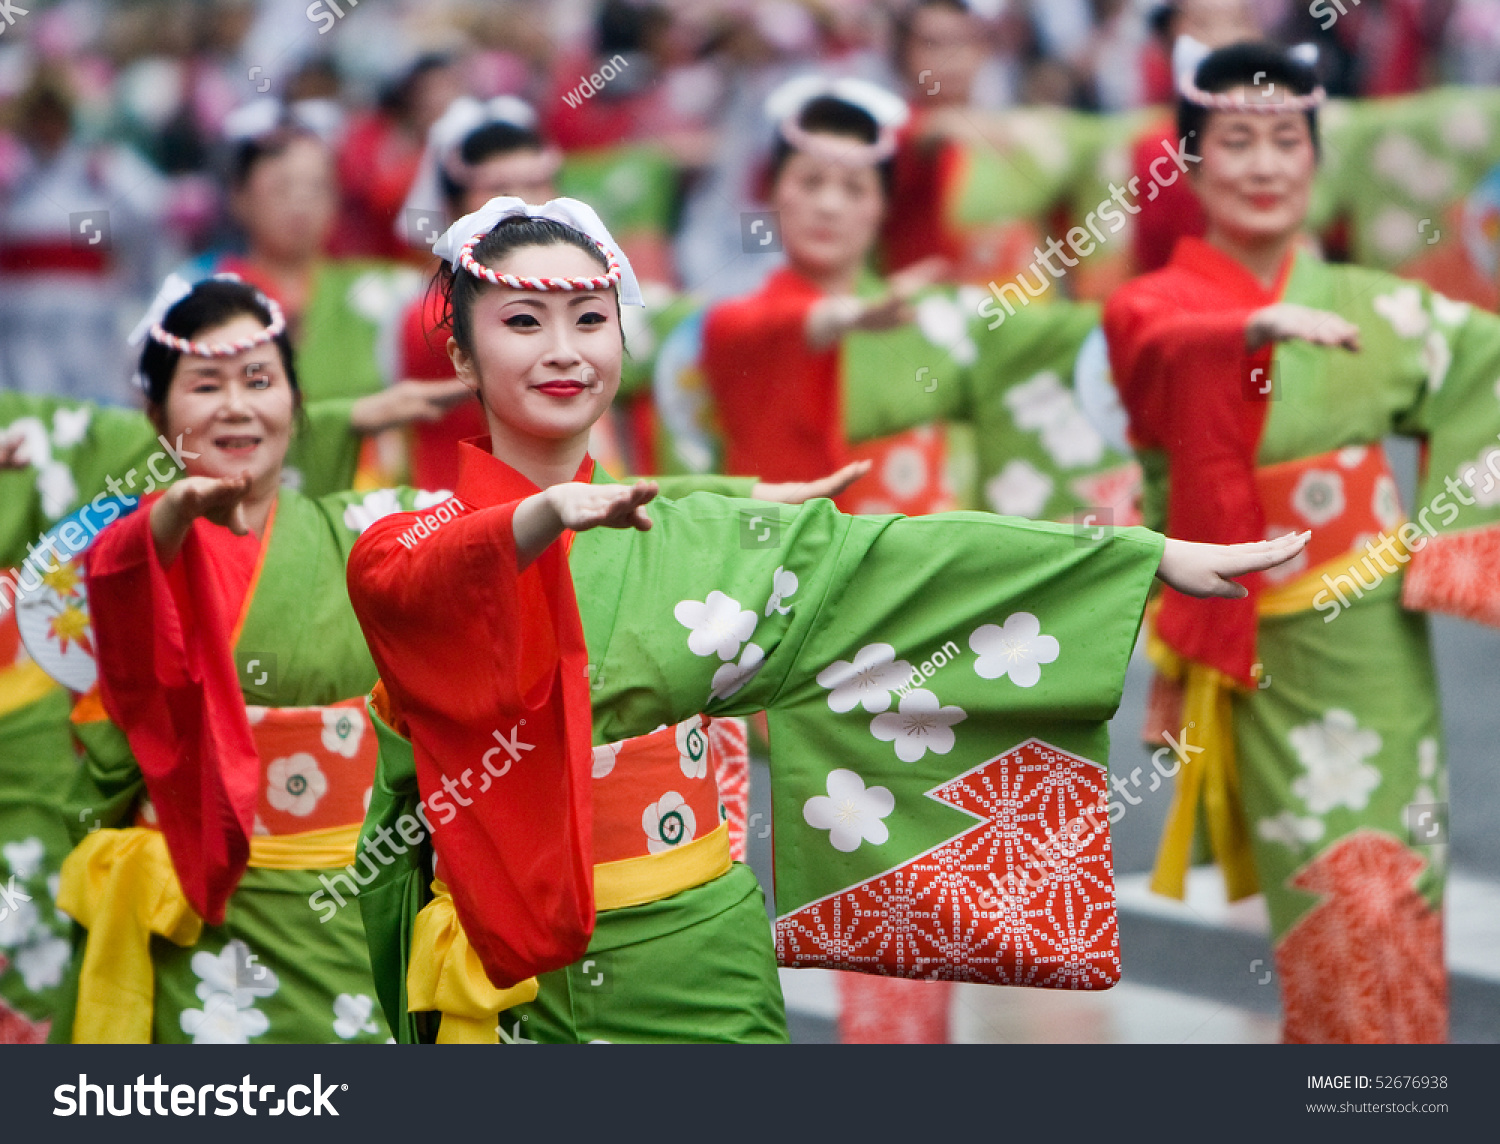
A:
[344,195,1306,1044]
[0,340,465,1043]
[1105,40,1500,1043]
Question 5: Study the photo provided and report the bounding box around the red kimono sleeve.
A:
[84,500,261,925]
[346,498,595,989]
[1104,277,1271,685]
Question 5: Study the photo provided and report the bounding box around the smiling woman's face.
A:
[157,314,295,492]
[1191,94,1316,245]
[449,242,623,449]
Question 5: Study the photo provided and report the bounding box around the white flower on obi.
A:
[37,462,77,521]
[14,932,70,991]
[765,566,798,617]
[2,837,44,882]
[675,591,757,662]
[970,612,1059,689]
[1456,447,1500,509]
[591,742,620,780]
[342,489,403,535]
[914,294,977,365]
[1291,469,1346,527]
[332,992,380,1040]
[676,717,709,779]
[321,707,366,758]
[643,792,696,853]
[711,642,764,701]
[803,769,895,853]
[882,445,930,501]
[816,643,913,714]
[180,939,278,1044]
[985,459,1054,518]
[1288,709,1383,815]
[1373,285,1430,339]
[1372,475,1403,531]
[1430,293,1472,326]
[1336,446,1368,469]
[51,406,91,449]
[870,688,967,763]
[1422,329,1451,392]
[266,753,328,817]
[1257,810,1326,850]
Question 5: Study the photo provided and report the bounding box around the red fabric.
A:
[0,241,110,275]
[330,112,422,260]
[398,290,486,491]
[879,120,965,274]
[84,498,265,925]
[346,441,596,989]
[702,266,845,485]
[1104,237,1291,686]
[1130,120,1207,274]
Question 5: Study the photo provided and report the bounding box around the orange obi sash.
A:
[413,715,738,1043]
[62,698,377,1042]
[1148,443,1411,903]
[839,425,955,516]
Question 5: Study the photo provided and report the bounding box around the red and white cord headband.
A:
[1177,77,1327,113]
[127,273,286,388]
[432,196,644,306]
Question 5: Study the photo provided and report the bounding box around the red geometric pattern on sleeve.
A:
[775,739,1121,988]
[1276,830,1446,1044]
[1401,524,1500,628]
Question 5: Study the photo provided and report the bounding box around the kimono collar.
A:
[1169,237,1296,304]
[453,438,597,508]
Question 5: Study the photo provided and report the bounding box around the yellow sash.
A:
[1149,530,1410,901]
[57,824,360,1043]
[407,822,733,1043]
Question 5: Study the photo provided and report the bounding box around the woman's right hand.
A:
[151,473,254,565]
[1245,303,1360,353]
[0,431,29,470]
[513,480,658,570]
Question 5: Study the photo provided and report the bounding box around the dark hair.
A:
[137,278,300,410]
[435,216,613,359]
[1177,41,1321,163]
[768,95,896,199]
[893,0,973,61]
[229,124,326,190]
[438,121,548,215]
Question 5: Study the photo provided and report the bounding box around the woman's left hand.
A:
[751,460,872,505]
[349,380,473,435]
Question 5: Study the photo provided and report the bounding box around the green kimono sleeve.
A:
[283,396,362,499]
[298,260,423,402]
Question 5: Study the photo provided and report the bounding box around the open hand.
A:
[0,431,29,470]
[163,473,255,536]
[751,460,872,505]
[1246,303,1360,353]
[548,479,658,533]
[1156,531,1310,598]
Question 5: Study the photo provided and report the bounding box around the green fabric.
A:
[948,108,1104,231]
[297,260,421,402]
[50,484,439,1042]
[558,145,678,240]
[360,471,1164,1040]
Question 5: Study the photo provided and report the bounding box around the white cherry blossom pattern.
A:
[1455,446,1500,508]
[1422,329,1452,392]
[13,932,70,992]
[674,591,757,662]
[711,642,765,700]
[2,837,44,882]
[332,992,381,1039]
[0,895,39,948]
[180,939,279,1044]
[1372,285,1430,339]
[1372,475,1403,530]
[643,792,696,854]
[803,769,895,853]
[970,612,1059,689]
[1336,446,1368,469]
[869,688,967,763]
[51,406,92,449]
[321,707,366,759]
[765,566,798,617]
[1414,736,1446,806]
[342,489,403,535]
[1291,469,1346,527]
[1370,206,1420,260]
[266,753,328,817]
[591,741,620,780]
[914,294,978,365]
[37,463,77,521]
[1257,809,1326,850]
[1288,709,1383,815]
[816,643,913,714]
[676,717,709,780]
[1003,371,1106,468]
[1430,293,1472,326]
[984,459,1054,518]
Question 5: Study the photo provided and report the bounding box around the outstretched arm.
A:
[512,479,659,570]
[1156,531,1310,598]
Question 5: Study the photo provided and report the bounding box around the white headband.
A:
[127,273,287,390]
[431,196,643,306]
[764,75,909,167]
[1173,35,1326,113]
